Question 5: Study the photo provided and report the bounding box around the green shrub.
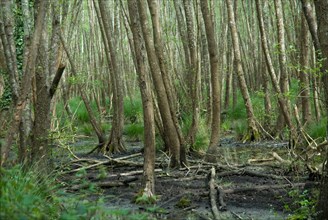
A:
[124,123,144,141]
[124,97,143,124]
[0,166,154,220]
[284,189,318,220]
[0,166,59,219]
[307,117,327,141]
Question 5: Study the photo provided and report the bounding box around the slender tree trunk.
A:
[183,0,200,147]
[59,33,105,149]
[201,0,221,163]
[137,0,182,168]
[299,14,311,124]
[255,0,296,142]
[226,0,259,141]
[313,1,328,217]
[274,0,290,135]
[98,0,125,153]
[128,0,156,196]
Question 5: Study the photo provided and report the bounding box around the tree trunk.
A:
[137,0,182,168]
[314,1,328,217]
[299,14,311,124]
[226,0,259,141]
[98,0,125,153]
[1,0,48,166]
[201,0,221,163]
[255,0,296,143]
[273,0,290,135]
[183,0,200,147]
[128,0,156,195]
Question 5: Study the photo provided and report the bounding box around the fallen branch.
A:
[223,182,319,194]
[62,155,145,174]
[209,167,221,220]
[71,177,138,190]
[215,184,227,211]
[271,152,291,165]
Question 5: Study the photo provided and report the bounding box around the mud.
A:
[58,138,318,220]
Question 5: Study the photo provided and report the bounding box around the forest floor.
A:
[56,137,319,220]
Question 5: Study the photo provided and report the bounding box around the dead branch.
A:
[209,167,221,220]
[271,152,291,165]
[71,177,139,190]
[223,182,319,194]
[215,183,227,211]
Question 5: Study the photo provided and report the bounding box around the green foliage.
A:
[133,190,157,205]
[0,71,12,110]
[307,117,327,141]
[0,166,59,219]
[284,189,318,220]
[181,114,209,151]
[176,197,191,208]
[124,97,143,124]
[124,123,144,141]
[0,166,155,220]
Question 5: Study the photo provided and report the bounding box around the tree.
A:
[313,0,328,218]
[137,0,185,168]
[183,0,200,147]
[98,0,125,153]
[226,0,259,141]
[1,0,48,166]
[128,0,156,197]
[200,0,221,163]
[255,0,296,144]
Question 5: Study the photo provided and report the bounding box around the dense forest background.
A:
[0,0,327,219]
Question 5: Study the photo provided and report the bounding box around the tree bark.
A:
[183,0,200,147]
[255,0,296,142]
[98,0,125,153]
[226,0,259,141]
[313,1,328,218]
[201,0,221,163]
[299,14,311,124]
[1,0,48,166]
[128,0,156,195]
[137,0,182,168]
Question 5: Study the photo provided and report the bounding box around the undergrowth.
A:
[0,166,153,220]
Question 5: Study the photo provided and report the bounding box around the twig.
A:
[231,211,243,220]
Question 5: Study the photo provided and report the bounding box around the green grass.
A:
[124,97,143,124]
[0,166,154,220]
[307,117,327,141]
[181,114,209,151]
[124,123,144,141]
[0,166,59,219]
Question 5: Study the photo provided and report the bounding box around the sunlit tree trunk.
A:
[128,0,156,196]
[273,0,290,135]
[226,0,259,141]
[147,0,186,165]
